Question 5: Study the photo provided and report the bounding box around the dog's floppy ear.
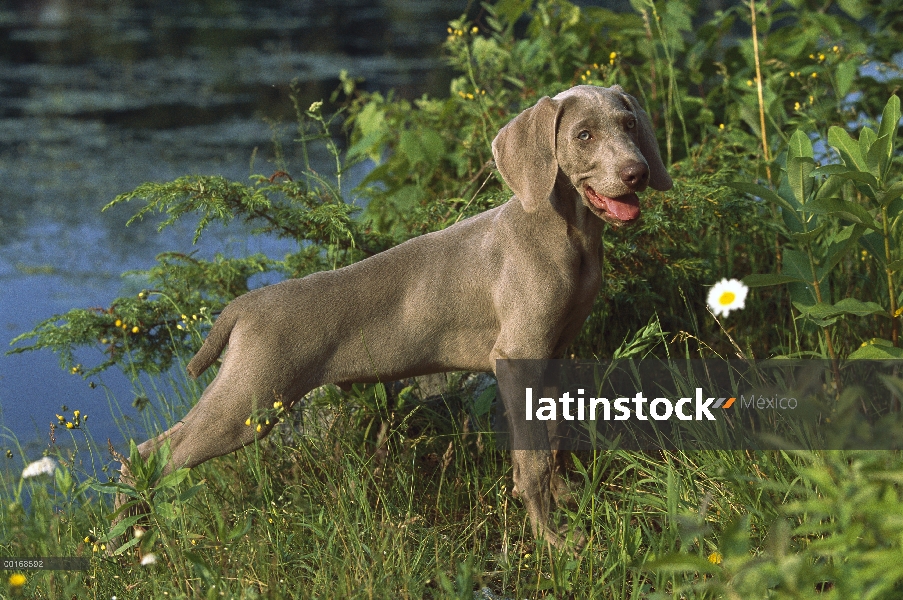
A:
[491,96,561,213]
[613,87,673,191]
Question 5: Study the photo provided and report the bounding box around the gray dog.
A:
[119,84,672,550]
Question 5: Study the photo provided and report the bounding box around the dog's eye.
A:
[626,118,636,130]
[577,130,591,141]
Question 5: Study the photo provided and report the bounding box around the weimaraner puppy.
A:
[118,84,672,550]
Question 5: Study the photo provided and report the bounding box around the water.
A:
[0,0,461,468]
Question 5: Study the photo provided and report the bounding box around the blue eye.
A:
[578,130,591,141]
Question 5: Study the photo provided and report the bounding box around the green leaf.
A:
[859,126,877,160]
[866,133,891,179]
[886,258,903,274]
[849,342,903,359]
[111,534,143,556]
[860,231,887,264]
[878,95,901,155]
[787,156,815,204]
[811,164,854,177]
[791,221,828,243]
[792,302,838,326]
[878,181,903,207]
[817,224,866,281]
[812,168,878,190]
[787,129,814,160]
[728,181,801,215]
[102,513,147,543]
[742,273,807,287]
[804,197,879,230]
[828,126,867,172]
[472,384,496,418]
[178,482,206,503]
[836,59,858,98]
[837,0,866,18]
[830,298,886,317]
[155,468,190,490]
[783,249,817,306]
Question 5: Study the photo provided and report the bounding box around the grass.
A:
[4,348,903,599]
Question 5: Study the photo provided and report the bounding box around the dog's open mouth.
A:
[584,186,640,222]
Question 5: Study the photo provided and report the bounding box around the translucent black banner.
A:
[493,359,903,451]
[0,557,89,570]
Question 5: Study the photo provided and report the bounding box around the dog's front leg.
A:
[495,357,577,551]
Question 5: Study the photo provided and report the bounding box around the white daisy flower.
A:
[707,278,748,317]
[21,456,57,479]
[140,553,157,566]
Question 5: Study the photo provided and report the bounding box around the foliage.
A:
[733,95,903,360]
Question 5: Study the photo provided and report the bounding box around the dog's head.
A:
[491,85,672,225]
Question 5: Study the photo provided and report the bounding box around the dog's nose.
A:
[619,162,649,191]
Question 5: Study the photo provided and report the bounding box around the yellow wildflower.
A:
[708,552,723,564]
[8,573,26,587]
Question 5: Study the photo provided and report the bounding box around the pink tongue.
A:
[586,188,640,221]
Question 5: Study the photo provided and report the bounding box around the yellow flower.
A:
[245,418,252,426]
[471,26,478,34]
[273,401,283,409]
[181,314,188,321]
[256,424,262,432]
[131,326,139,334]
[66,422,74,429]
[794,101,801,111]
[73,410,79,418]
[895,306,903,318]
[718,123,725,130]
[115,319,122,327]
[746,79,753,86]
[789,71,796,77]
[811,72,817,78]
[8,573,26,587]
[609,51,617,60]
[708,551,723,564]
[832,45,839,52]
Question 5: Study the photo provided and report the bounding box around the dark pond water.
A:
[0,0,463,468]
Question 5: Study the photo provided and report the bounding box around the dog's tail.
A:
[186,305,239,378]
